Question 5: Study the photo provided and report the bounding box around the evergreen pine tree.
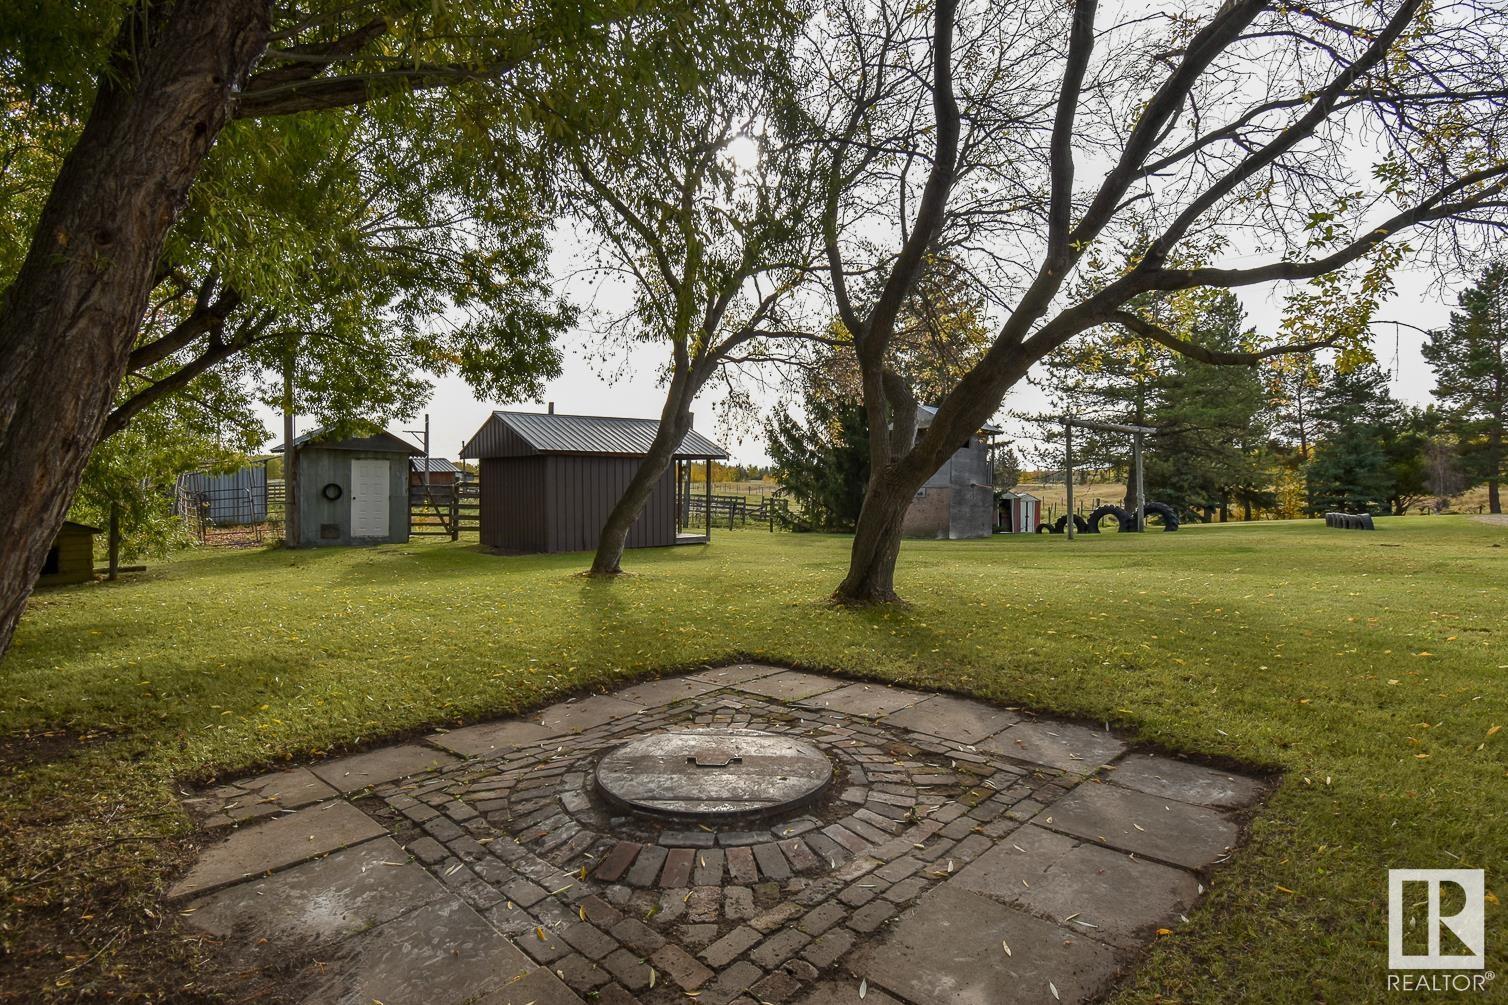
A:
[1421,261,1508,513]
[764,395,869,532]
[1305,365,1421,515]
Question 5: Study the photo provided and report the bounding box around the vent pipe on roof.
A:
[548,401,555,414]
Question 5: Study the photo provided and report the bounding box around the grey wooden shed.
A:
[900,405,1001,540]
[460,409,728,554]
[273,427,418,546]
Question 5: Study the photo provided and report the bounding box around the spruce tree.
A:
[1422,261,1508,513]
[764,396,870,532]
[1304,365,1423,515]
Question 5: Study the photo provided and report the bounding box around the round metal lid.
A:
[595,728,834,820]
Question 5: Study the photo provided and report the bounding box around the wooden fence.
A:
[409,482,479,539]
[681,493,791,531]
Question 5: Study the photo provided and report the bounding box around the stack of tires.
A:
[1324,512,1375,530]
[1037,502,1181,533]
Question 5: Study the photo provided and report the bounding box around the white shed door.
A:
[350,459,390,538]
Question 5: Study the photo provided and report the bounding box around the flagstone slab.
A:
[851,884,1124,1005]
[303,897,533,1005]
[169,801,386,899]
[613,675,725,707]
[1033,782,1238,870]
[537,694,643,735]
[794,980,907,1004]
[1011,841,1201,949]
[689,663,786,685]
[475,966,586,1004]
[957,827,1200,949]
[879,694,1021,744]
[796,683,928,718]
[183,836,448,943]
[1105,754,1268,809]
[982,720,1127,774]
[430,718,556,758]
[733,670,845,701]
[311,743,460,792]
[237,766,339,807]
[950,823,1078,895]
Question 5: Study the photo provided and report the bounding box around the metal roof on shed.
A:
[410,457,461,474]
[915,404,1002,435]
[461,410,728,460]
[272,426,420,455]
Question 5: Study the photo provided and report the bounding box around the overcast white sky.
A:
[254,249,1462,468]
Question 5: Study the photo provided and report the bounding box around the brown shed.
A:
[37,521,99,587]
[460,410,728,554]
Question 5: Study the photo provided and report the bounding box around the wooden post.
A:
[705,460,713,542]
[107,501,120,581]
[1132,432,1146,532]
[450,491,459,542]
[1064,421,1075,541]
[282,346,299,548]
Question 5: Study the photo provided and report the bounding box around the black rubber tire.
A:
[1053,514,1090,534]
[1086,504,1131,533]
[1036,522,1053,534]
[1142,501,1180,531]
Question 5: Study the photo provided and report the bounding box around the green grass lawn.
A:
[2,518,1505,1001]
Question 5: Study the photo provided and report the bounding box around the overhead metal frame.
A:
[1061,417,1156,539]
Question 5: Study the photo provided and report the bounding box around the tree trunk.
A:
[107,503,121,581]
[282,347,300,547]
[1489,427,1503,514]
[0,0,270,657]
[589,372,697,575]
[833,471,915,603]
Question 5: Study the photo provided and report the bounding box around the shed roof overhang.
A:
[461,410,729,461]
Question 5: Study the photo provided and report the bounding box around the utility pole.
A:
[403,413,431,487]
[1064,420,1075,541]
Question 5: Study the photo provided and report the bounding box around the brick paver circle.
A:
[175,665,1269,1005]
[595,728,834,820]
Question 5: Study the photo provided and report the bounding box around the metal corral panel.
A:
[178,466,267,525]
[462,411,727,460]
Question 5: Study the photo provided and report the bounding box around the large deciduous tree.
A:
[814,0,1508,602]
[1422,259,1508,513]
[553,16,821,575]
[0,0,749,655]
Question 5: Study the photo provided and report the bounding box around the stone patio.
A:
[173,664,1269,1004]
